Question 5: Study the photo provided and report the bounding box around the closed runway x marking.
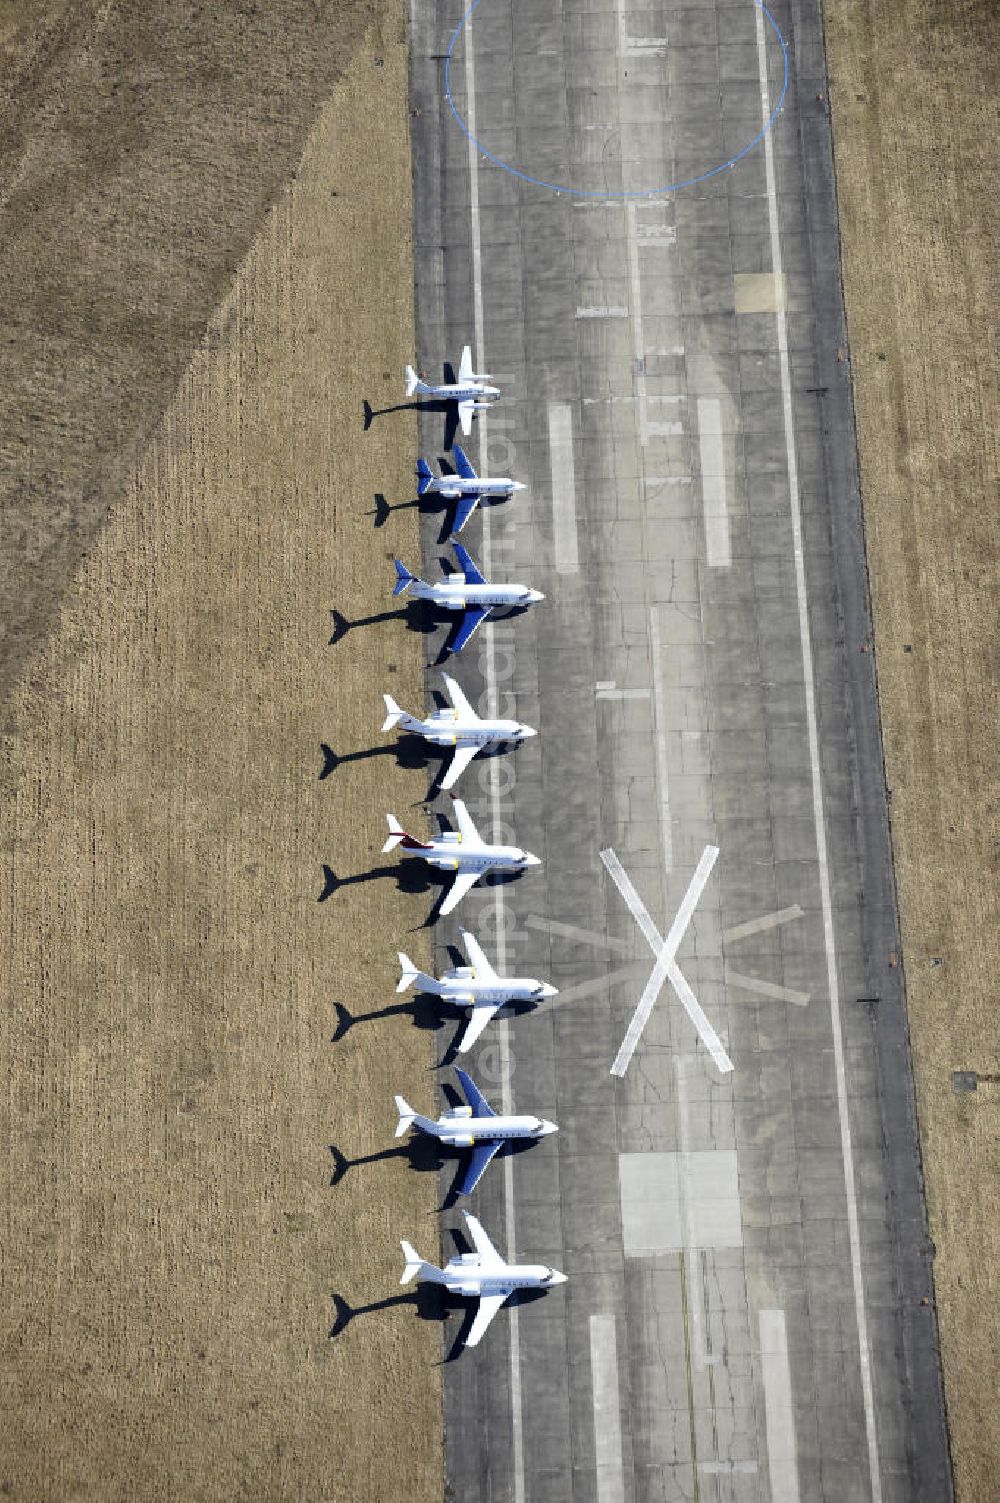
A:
[600,846,732,1075]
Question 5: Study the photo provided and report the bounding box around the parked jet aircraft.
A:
[395,928,557,1051]
[395,1067,557,1194]
[400,1210,567,1348]
[383,801,541,917]
[416,444,524,535]
[381,671,536,790]
[404,346,500,436]
[392,542,543,654]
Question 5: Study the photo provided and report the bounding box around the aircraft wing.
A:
[456,1001,501,1053]
[454,1066,496,1119]
[450,798,482,845]
[457,400,475,436]
[466,1291,511,1349]
[452,444,478,480]
[450,493,481,536]
[442,672,478,721]
[449,607,491,654]
[452,542,487,586]
[459,928,497,981]
[459,1141,502,1196]
[440,743,479,791]
[463,1211,505,1266]
[439,868,481,917]
[458,344,474,382]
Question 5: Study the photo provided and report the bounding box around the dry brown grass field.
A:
[825,0,1000,1494]
[0,5,442,1501]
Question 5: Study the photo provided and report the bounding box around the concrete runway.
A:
[398,0,953,1496]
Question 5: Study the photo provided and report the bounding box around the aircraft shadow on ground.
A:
[362,394,461,453]
[318,732,431,781]
[327,599,434,647]
[329,992,450,1044]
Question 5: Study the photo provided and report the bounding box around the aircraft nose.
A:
[539,1119,559,1136]
[548,1270,568,1285]
[527,589,545,603]
[520,726,538,739]
[512,481,526,491]
[522,853,542,867]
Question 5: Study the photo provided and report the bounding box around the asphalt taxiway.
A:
[401,0,953,1496]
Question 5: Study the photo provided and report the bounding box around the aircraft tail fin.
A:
[405,364,426,398]
[395,1095,416,1137]
[400,1240,443,1285]
[383,815,406,852]
[397,952,439,993]
[392,558,416,597]
[395,1095,437,1138]
[416,458,434,496]
[382,694,409,733]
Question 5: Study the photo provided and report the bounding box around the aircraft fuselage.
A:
[418,712,528,746]
[428,1110,555,1146]
[442,1258,566,1297]
[411,581,543,610]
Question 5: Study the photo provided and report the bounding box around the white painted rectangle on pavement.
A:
[618,1151,743,1254]
[576,305,628,319]
[759,1309,800,1503]
[548,402,580,575]
[698,397,730,567]
[589,1315,626,1503]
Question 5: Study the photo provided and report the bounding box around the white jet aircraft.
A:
[400,1210,567,1348]
[404,345,500,436]
[416,443,524,535]
[381,671,536,790]
[392,542,543,655]
[395,928,557,1052]
[382,802,541,917]
[395,1066,557,1194]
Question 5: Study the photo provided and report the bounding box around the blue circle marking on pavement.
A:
[444,0,790,199]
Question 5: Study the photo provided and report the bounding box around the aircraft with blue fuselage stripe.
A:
[416,443,524,536]
[404,345,500,436]
[391,543,543,654]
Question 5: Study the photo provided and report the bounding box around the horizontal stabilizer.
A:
[393,559,415,596]
[400,1240,442,1285]
[416,457,434,496]
[381,694,406,732]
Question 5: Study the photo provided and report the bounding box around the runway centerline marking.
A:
[755,3,882,1495]
[600,847,732,1074]
[649,607,674,870]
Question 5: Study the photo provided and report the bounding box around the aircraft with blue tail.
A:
[391,543,543,654]
[416,444,524,536]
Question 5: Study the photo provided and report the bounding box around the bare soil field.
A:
[0,6,442,1502]
[825,0,1000,1494]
